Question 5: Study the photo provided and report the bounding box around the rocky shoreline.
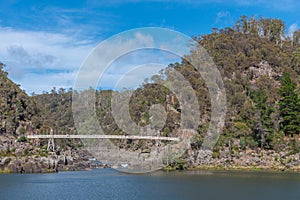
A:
[1,132,299,174]
[0,135,110,173]
[186,149,300,172]
[0,153,105,174]
[0,153,110,174]
[1,148,300,173]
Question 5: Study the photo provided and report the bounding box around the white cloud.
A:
[134,32,154,47]
[74,29,187,92]
[217,11,230,19]
[215,11,233,27]
[0,27,182,94]
[288,23,298,38]
[0,26,94,94]
[20,71,78,94]
[76,31,169,90]
[100,64,166,90]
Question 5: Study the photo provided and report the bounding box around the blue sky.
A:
[0,0,299,94]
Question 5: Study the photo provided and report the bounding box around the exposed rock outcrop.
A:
[189,148,300,171]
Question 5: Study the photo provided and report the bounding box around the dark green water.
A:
[0,169,299,200]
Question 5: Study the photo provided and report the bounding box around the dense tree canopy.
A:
[1,16,300,155]
[278,73,300,136]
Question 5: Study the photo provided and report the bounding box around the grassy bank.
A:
[0,169,12,174]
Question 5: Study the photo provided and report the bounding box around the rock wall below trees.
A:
[188,148,300,172]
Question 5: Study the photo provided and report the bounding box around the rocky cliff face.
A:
[0,150,95,173]
[167,129,300,172]
[0,132,95,173]
[188,148,300,172]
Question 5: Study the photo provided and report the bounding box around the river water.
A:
[0,169,299,200]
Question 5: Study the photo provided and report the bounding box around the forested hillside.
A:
[196,16,300,152]
[82,16,300,153]
[0,62,41,136]
[1,16,300,172]
[0,64,89,173]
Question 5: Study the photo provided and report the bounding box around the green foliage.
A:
[23,148,30,156]
[212,149,220,158]
[250,89,274,148]
[166,158,188,170]
[270,131,285,151]
[239,136,258,149]
[17,136,27,142]
[289,138,300,154]
[232,122,251,138]
[278,73,300,135]
[18,127,26,135]
[1,16,300,158]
